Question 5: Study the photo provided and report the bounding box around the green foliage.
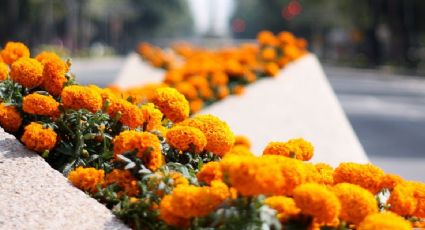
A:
[0,79,26,106]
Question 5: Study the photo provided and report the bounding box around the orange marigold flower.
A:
[166,125,207,153]
[113,130,163,171]
[381,174,404,190]
[104,169,140,196]
[217,85,229,99]
[232,85,245,95]
[21,122,57,153]
[293,183,341,226]
[61,85,102,113]
[159,195,190,228]
[107,98,144,129]
[68,166,104,193]
[197,161,223,185]
[387,183,417,216]
[10,57,43,88]
[314,163,334,185]
[357,212,411,230]
[277,31,297,45]
[36,52,69,96]
[225,145,254,157]
[333,163,385,194]
[412,182,425,218]
[0,42,30,65]
[264,62,280,76]
[332,183,378,225]
[261,47,277,61]
[210,71,228,86]
[22,93,59,117]
[140,103,163,131]
[257,31,279,46]
[160,180,230,219]
[175,82,198,100]
[264,196,301,222]
[0,62,9,80]
[88,85,117,105]
[189,98,204,113]
[179,114,235,156]
[234,135,251,149]
[151,87,189,123]
[0,103,22,132]
[263,138,314,161]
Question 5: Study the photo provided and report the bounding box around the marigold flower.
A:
[61,85,102,113]
[68,166,104,193]
[357,212,411,230]
[210,71,228,86]
[10,57,43,88]
[21,122,57,153]
[293,183,341,226]
[36,52,69,96]
[314,163,334,185]
[169,172,189,187]
[0,62,9,80]
[166,125,207,153]
[175,82,198,100]
[261,47,277,61]
[232,85,245,95]
[104,169,140,196]
[151,87,189,123]
[0,103,22,132]
[160,180,230,219]
[234,135,251,149]
[107,98,144,129]
[179,115,235,156]
[264,62,280,76]
[225,145,254,157]
[87,85,117,105]
[264,196,301,222]
[263,138,314,161]
[189,98,204,113]
[22,93,59,117]
[113,130,163,171]
[140,103,163,131]
[159,195,190,228]
[332,183,378,224]
[197,161,223,185]
[217,85,229,99]
[387,183,417,216]
[333,163,385,194]
[412,182,425,218]
[257,31,279,46]
[0,42,30,65]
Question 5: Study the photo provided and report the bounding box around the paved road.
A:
[72,58,425,182]
[325,66,425,182]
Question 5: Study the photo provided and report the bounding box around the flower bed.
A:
[0,41,424,229]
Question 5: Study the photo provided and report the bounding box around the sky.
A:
[187,0,235,36]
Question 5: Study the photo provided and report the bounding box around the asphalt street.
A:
[72,58,425,182]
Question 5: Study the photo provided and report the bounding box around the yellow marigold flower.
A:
[113,130,163,171]
[263,138,314,161]
[107,98,144,129]
[140,103,163,131]
[160,180,230,219]
[0,62,9,80]
[166,125,207,153]
[225,145,254,157]
[10,57,43,88]
[264,196,301,222]
[293,183,341,226]
[197,162,223,185]
[333,163,385,194]
[22,93,59,117]
[175,82,198,100]
[179,114,235,156]
[234,135,251,149]
[0,42,30,65]
[0,103,22,132]
[387,183,417,216]
[159,195,190,228]
[61,85,102,113]
[68,166,104,193]
[21,122,57,153]
[357,212,411,230]
[151,87,189,123]
[332,183,378,225]
[104,169,140,196]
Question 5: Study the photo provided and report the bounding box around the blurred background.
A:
[1,0,424,181]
